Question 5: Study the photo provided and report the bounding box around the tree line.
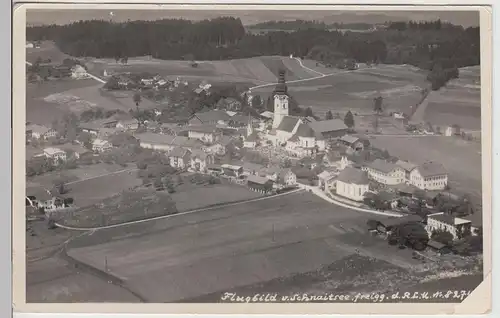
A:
[27,17,479,70]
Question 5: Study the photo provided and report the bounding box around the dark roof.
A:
[277,116,301,133]
[379,215,422,228]
[293,123,316,138]
[192,110,231,123]
[369,159,401,174]
[247,175,272,185]
[136,133,175,145]
[340,135,360,144]
[396,160,417,172]
[427,240,446,250]
[278,168,295,182]
[168,147,191,158]
[428,213,472,226]
[336,167,369,185]
[309,119,348,134]
[416,162,447,177]
[187,124,219,134]
[207,164,222,170]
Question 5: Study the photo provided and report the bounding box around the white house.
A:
[277,168,297,187]
[364,159,405,185]
[396,160,417,181]
[71,65,89,79]
[190,150,214,173]
[43,147,67,163]
[335,167,370,202]
[318,170,337,191]
[26,124,57,140]
[187,125,221,143]
[426,212,472,240]
[26,41,34,48]
[168,147,191,170]
[116,118,139,131]
[92,139,113,153]
[410,162,448,190]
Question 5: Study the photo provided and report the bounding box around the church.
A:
[246,70,349,158]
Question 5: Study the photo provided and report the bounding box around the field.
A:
[422,66,481,130]
[64,191,438,302]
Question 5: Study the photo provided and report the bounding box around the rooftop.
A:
[247,174,272,185]
[43,147,65,155]
[396,159,417,172]
[340,135,360,144]
[309,119,348,134]
[416,162,447,177]
[192,110,231,123]
[277,116,301,133]
[260,111,274,119]
[168,147,191,158]
[428,212,471,226]
[368,159,401,174]
[26,124,51,135]
[337,167,369,185]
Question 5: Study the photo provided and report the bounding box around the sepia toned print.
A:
[13,3,491,315]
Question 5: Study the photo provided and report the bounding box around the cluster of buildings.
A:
[103,70,189,91]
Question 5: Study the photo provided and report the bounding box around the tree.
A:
[373,95,383,113]
[431,229,454,246]
[282,158,293,168]
[133,92,142,109]
[251,94,262,109]
[325,110,333,120]
[305,107,314,117]
[366,219,379,230]
[344,110,355,129]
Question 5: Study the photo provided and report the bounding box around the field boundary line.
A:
[293,57,325,77]
[65,167,139,185]
[55,189,303,231]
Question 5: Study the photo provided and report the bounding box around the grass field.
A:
[64,191,427,302]
[422,66,481,130]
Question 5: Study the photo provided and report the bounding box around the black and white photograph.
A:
[14,4,491,314]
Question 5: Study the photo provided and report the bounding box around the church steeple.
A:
[274,69,288,95]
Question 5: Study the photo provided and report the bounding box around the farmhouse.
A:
[206,135,233,155]
[247,175,273,194]
[26,124,57,140]
[160,123,183,136]
[188,110,232,126]
[426,212,472,240]
[136,133,205,152]
[190,150,214,173]
[339,135,370,151]
[168,147,191,170]
[335,167,369,202]
[317,170,337,191]
[43,147,67,163]
[61,143,92,159]
[221,163,244,178]
[92,139,113,153]
[71,65,88,79]
[427,240,451,255]
[364,159,405,185]
[410,162,448,190]
[241,162,265,176]
[116,118,139,131]
[396,159,417,181]
[277,168,297,187]
[207,164,223,176]
[187,125,222,143]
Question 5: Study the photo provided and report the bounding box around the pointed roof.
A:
[337,167,369,185]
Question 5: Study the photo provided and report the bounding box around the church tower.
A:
[272,69,289,128]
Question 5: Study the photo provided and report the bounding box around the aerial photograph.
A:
[24,8,484,303]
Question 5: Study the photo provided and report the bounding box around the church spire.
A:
[274,69,287,94]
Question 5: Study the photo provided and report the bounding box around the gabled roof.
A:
[293,123,316,138]
[191,149,210,160]
[43,147,65,155]
[340,135,360,144]
[415,162,447,177]
[309,119,348,134]
[168,147,191,158]
[187,124,219,134]
[396,160,417,172]
[191,110,231,123]
[368,159,401,174]
[277,116,301,133]
[247,175,272,185]
[260,111,274,119]
[428,212,471,226]
[136,133,176,145]
[337,167,369,185]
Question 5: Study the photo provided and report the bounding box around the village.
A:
[26,58,482,263]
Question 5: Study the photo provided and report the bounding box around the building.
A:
[244,118,259,148]
[260,111,274,121]
[247,175,274,194]
[190,150,214,173]
[62,143,92,159]
[207,136,233,155]
[168,147,191,169]
[188,110,232,126]
[317,170,337,191]
[271,70,290,129]
[410,162,448,190]
[92,139,113,153]
[26,41,34,48]
[445,125,461,137]
[136,133,204,152]
[241,162,265,176]
[396,160,417,181]
[71,65,88,79]
[427,240,451,254]
[116,118,139,131]
[339,135,370,151]
[221,163,244,178]
[426,212,472,240]
[260,166,281,182]
[335,167,370,202]
[26,124,57,140]
[277,168,297,187]
[187,125,222,143]
[207,164,223,176]
[364,159,405,185]
[43,147,67,163]
[376,215,423,233]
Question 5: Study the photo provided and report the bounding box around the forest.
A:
[27,17,480,72]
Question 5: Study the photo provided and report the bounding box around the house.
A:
[410,162,448,190]
[61,143,92,159]
[207,136,233,155]
[308,119,349,139]
[426,212,472,240]
[188,110,232,126]
[26,124,57,140]
[136,133,204,152]
[221,163,244,178]
[317,170,337,191]
[71,65,88,79]
[216,97,242,111]
[241,162,265,176]
[80,118,120,135]
[260,111,274,121]
[260,166,281,182]
[396,160,417,181]
[43,147,67,163]
[160,123,183,136]
[364,159,405,185]
[190,150,214,173]
[116,118,139,131]
[187,125,222,143]
[168,147,191,170]
[335,167,370,202]
[376,215,423,233]
[26,41,34,48]
[339,135,370,151]
[51,65,73,78]
[92,139,113,153]
[244,132,258,148]
[207,164,224,176]
[445,125,461,137]
[277,168,297,187]
[247,175,274,194]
